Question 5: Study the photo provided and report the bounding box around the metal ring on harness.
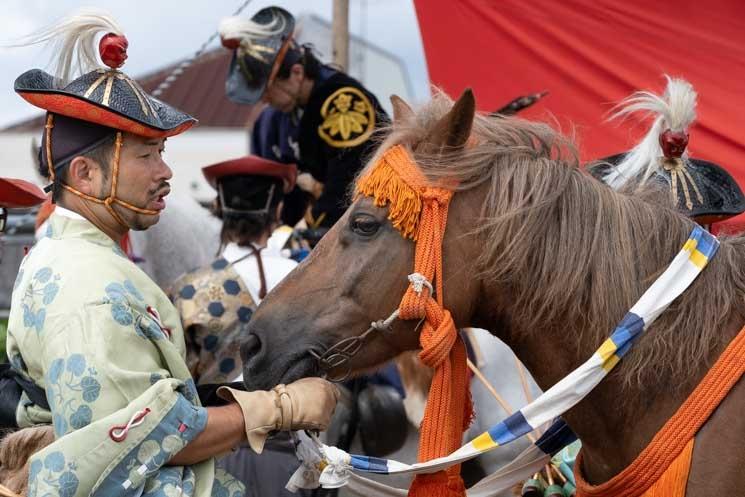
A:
[309,310,399,382]
[310,272,432,382]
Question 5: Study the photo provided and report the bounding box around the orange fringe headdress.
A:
[356,144,473,497]
[355,144,429,240]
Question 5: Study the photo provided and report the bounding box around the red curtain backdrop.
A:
[413,0,745,230]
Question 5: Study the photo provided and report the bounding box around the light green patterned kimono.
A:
[6,210,245,497]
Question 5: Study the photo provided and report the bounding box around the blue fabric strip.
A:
[487,410,532,445]
[535,419,578,456]
[350,455,391,473]
[90,393,207,497]
[694,226,717,257]
[609,312,644,347]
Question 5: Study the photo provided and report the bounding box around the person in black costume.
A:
[220,6,389,228]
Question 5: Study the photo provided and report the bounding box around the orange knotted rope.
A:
[357,145,473,497]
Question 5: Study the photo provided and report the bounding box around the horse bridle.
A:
[308,273,432,382]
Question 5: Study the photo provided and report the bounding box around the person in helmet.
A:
[220,6,389,229]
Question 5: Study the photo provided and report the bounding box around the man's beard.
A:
[128,215,156,231]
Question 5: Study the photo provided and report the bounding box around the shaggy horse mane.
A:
[0,426,55,496]
[360,91,745,394]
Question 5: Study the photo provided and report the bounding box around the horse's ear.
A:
[421,88,476,154]
[390,94,414,124]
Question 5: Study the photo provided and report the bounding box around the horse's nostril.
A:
[241,333,263,364]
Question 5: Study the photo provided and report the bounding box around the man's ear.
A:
[67,156,100,196]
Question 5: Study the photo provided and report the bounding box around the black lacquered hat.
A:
[219,6,296,105]
[590,154,745,224]
[589,76,745,224]
[15,66,195,138]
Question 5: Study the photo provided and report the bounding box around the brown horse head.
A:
[241,90,488,390]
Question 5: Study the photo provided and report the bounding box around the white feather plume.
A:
[219,12,286,48]
[603,76,697,189]
[12,9,124,87]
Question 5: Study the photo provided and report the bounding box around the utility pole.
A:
[332,0,349,71]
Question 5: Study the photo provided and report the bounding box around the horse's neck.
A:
[494,314,744,484]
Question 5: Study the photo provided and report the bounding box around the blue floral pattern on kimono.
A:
[45,354,101,436]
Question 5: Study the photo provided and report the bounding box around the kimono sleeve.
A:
[26,302,210,497]
[39,300,202,439]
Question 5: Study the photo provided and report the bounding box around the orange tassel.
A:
[356,145,427,240]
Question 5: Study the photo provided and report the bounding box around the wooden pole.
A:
[332,0,349,71]
[467,358,537,444]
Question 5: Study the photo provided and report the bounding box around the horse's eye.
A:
[350,215,381,237]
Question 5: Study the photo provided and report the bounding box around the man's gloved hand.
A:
[217,377,339,454]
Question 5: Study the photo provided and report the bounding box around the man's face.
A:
[262,64,303,113]
[104,134,172,231]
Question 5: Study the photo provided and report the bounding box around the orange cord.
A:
[575,323,745,497]
[358,145,472,497]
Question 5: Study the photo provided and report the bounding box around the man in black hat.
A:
[3,12,338,496]
[220,6,389,228]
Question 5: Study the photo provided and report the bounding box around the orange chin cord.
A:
[45,114,160,230]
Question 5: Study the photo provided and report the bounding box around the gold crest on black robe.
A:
[318,86,376,148]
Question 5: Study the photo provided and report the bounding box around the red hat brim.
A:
[0,178,47,208]
[18,91,195,138]
[202,156,298,193]
[15,69,197,138]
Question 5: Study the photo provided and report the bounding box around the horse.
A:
[240,89,745,496]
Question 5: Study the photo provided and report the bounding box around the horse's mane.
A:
[0,426,55,495]
[363,92,745,394]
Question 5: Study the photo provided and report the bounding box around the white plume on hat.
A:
[219,12,287,47]
[603,76,698,189]
[13,9,124,87]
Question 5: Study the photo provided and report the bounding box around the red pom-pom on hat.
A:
[659,129,689,159]
[220,36,241,50]
[99,33,129,69]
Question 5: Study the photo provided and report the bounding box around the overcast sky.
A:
[0,0,430,127]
